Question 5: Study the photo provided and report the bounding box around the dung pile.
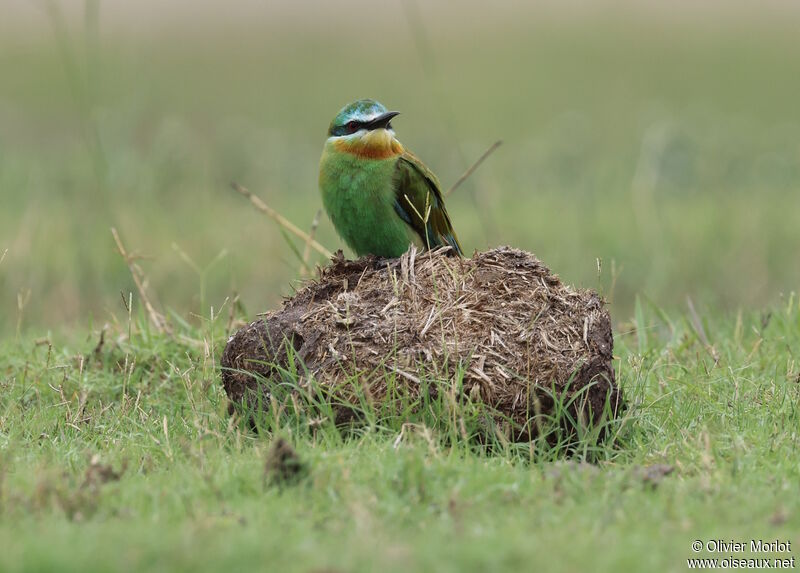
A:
[221,246,623,441]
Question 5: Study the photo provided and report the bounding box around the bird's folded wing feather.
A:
[391,152,463,255]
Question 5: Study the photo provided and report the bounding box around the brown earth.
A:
[220,246,623,441]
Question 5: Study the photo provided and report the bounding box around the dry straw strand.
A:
[231,182,333,259]
[300,209,323,277]
[445,140,503,197]
[111,227,170,335]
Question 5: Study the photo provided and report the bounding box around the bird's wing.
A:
[391,151,463,256]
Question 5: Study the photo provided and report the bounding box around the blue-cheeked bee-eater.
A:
[319,99,463,258]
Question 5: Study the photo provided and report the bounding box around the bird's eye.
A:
[346,121,358,134]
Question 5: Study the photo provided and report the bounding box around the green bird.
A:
[319,99,463,258]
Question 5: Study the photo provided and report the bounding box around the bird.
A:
[319,99,462,258]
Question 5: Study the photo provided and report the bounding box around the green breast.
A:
[319,149,420,257]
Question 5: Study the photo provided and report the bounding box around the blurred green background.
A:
[1,0,799,335]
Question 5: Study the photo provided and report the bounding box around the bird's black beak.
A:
[365,111,400,131]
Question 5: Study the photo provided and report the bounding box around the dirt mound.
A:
[221,246,623,441]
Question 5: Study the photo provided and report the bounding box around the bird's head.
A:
[326,99,404,159]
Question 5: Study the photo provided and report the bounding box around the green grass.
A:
[2,6,800,333]
[0,296,798,572]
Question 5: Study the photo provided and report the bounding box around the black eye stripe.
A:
[330,114,394,137]
[331,120,365,136]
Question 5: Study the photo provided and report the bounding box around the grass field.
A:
[0,300,798,571]
[1,2,799,571]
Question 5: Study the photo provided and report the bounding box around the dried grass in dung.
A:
[221,246,623,441]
